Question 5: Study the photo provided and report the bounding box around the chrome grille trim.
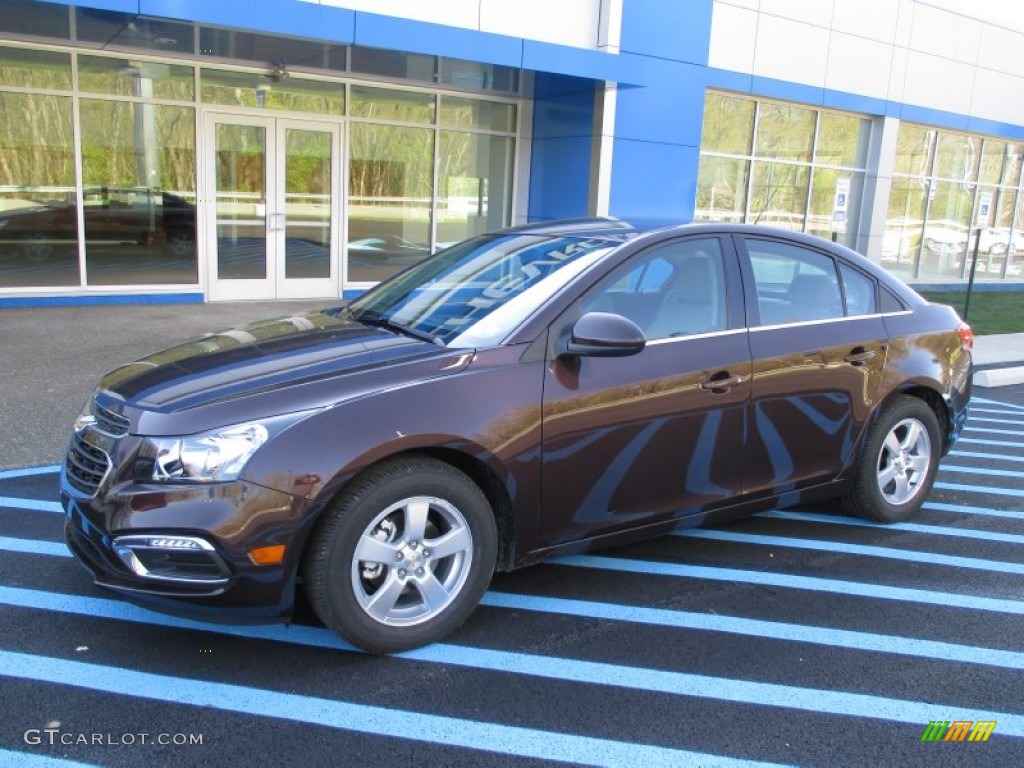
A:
[91,399,130,437]
[65,432,111,496]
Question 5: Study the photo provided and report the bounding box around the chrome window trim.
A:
[645,328,748,346]
[749,309,912,333]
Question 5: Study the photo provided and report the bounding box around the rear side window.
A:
[880,287,906,313]
[745,239,843,325]
[840,264,877,316]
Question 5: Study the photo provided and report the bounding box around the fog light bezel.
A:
[112,534,232,585]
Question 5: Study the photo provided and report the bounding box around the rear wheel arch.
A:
[880,385,951,452]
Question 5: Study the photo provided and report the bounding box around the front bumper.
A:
[61,471,321,622]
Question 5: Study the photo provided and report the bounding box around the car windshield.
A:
[347,233,625,347]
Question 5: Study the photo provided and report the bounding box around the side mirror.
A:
[563,311,646,358]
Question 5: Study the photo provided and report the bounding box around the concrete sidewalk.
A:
[0,301,1022,469]
[972,332,1024,387]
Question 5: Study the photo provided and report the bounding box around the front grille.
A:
[92,399,130,436]
[66,433,111,496]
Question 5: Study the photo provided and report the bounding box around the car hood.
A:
[96,309,469,435]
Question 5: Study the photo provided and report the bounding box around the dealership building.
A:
[0,0,1022,305]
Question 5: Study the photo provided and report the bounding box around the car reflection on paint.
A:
[61,218,973,654]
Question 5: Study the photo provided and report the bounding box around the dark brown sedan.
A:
[61,219,973,653]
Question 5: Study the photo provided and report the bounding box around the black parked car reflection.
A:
[62,218,973,654]
[0,186,195,261]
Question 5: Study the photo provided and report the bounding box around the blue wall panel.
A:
[140,0,352,41]
[39,0,138,12]
[614,58,706,146]
[528,73,596,221]
[606,0,715,222]
[609,140,698,220]
[354,11,521,67]
[0,293,204,307]
[619,0,713,65]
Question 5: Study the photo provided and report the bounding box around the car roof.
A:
[497,217,923,306]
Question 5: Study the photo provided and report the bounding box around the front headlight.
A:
[145,423,269,483]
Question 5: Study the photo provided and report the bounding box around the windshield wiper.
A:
[352,310,444,347]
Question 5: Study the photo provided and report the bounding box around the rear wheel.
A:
[844,396,941,523]
[302,456,497,654]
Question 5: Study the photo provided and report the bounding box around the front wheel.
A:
[302,457,497,654]
[844,396,941,523]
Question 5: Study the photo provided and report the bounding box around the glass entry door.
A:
[206,113,340,300]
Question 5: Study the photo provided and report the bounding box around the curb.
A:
[974,366,1024,388]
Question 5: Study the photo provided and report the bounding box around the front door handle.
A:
[843,347,877,366]
[701,371,747,393]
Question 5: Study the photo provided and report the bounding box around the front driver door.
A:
[539,235,751,545]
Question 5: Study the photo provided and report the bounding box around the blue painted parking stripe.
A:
[958,436,1024,449]
[969,406,1024,416]
[935,481,1024,498]
[971,416,1024,427]
[0,537,69,558]
[951,449,1024,463]
[758,510,1024,545]
[677,530,1024,575]
[560,555,1024,615]
[7,579,1024,683]
[0,650,790,768]
[479,591,1024,670]
[0,465,60,480]
[965,425,1024,437]
[0,497,63,513]
[8,529,1024,619]
[0,749,97,767]
[925,500,1024,519]
[973,397,1024,412]
[1,647,1022,744]
[940,464,1024,479]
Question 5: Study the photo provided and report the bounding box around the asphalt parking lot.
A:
[0,304,1022,766]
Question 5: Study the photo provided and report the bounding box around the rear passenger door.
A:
[737,236,888,498]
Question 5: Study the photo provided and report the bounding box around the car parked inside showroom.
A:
[0,186,196,262]
[62,218,973,653]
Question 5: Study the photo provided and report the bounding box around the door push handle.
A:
[843,348,877,366]
[700,372,747,392]
[267,212,286,232]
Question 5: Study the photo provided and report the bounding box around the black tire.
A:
[843,396,941,523]
[302,456,497,654]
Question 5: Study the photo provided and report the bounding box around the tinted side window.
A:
[880,287,906,313]
[745,239,843,325]
[840,264,877,316]
[581,237,728,341]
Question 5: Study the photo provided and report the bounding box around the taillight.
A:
[957,323,974,350]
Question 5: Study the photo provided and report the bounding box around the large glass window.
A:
[79,55,194,100]
[696,91,870,248]
[201,68,344,114]
[350,86,434,123]
[79,100,197,285]
[0,30,518,295]
[0,46,70,89]
[889,124,1024,281]
[0,92,79,288]
[347,123,434,283]
[438,132,513,248]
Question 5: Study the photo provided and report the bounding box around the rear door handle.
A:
[843,347,877,366]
